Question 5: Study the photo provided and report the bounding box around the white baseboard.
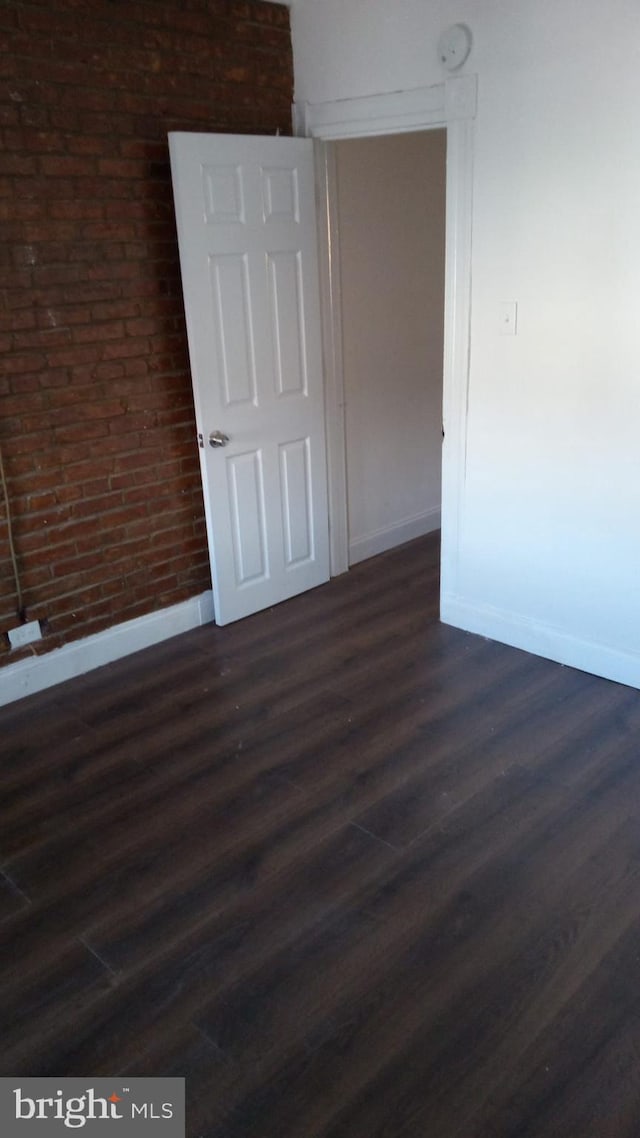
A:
[349,506,441,567]
[441,592,640,691]
[0,590,215,708]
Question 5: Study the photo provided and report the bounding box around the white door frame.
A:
[294,75,476,610]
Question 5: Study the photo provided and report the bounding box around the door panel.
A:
[169,132,330,625]
[210,254,257,408]
[269,251,308,397]
[279,437,314,566]
[227,449,268,586]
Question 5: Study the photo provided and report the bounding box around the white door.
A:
[169,132,330,625]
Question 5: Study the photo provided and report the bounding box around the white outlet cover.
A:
[8,620,42,649]
[438,24,472,72]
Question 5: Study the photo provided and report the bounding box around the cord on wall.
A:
[0,442,24,622]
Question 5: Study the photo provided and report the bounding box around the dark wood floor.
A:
[2,532,640,1136]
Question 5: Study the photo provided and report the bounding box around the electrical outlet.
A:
[8,620,42,649]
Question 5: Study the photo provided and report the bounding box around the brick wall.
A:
[0,0,293,666]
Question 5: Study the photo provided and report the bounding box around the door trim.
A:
[295,76,476,606]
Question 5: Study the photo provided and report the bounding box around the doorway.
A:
[330,130,446,566]
[303,75,476,606]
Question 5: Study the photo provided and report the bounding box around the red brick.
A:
[119,139,168,162]
[40,155,98,178]
[101,337,149,360]
[61,282,121,305]
[0,153,38,176]
[122,358,149,378]
[78,111,134,136]
[53,421,110,445]
[107,410,157,436]
[0,199,46,222]
[12,327,72,350]
[98,157,146,179]
[0,391,48,417]
[0,0,291,668]
[45,344,101,368]
[55,485,83,505]
[81,220,138,242]
[32,264,82,288]
[50,200,105,221]
[124,317,158,337]
[66,135,114,156]
[37,305,92,328]
[72,321,124,344]
[1,352,45,374]
[0,309,36,333]
[92,361,126,381]
[18,491,58,512]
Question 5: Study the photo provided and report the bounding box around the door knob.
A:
[209,430,230,448]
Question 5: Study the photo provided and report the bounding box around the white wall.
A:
[334,131,445,564]
[291,0,640,687]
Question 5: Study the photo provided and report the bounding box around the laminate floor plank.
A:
[0,690,348,880]
[0,773,309,985]
[314,829,640,1138]
[198,786,640,1138]
[1,532,639,1137]
[85,818,396,979]
[23,664,567,974]
[120,1023,232,1135]
[21,771,549,1076]
[453,913,640,1138]
[0,872,29,921]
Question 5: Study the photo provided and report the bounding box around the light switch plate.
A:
[499,301,518,336]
